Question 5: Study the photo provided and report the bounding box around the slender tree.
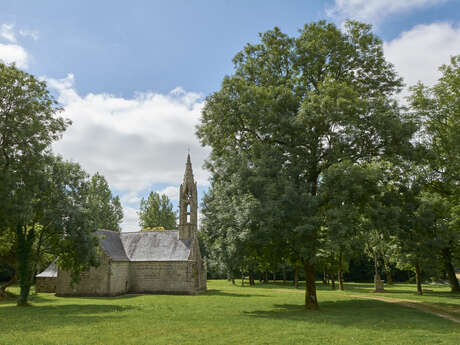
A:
[87,173,123,232]
[138,192,177,230]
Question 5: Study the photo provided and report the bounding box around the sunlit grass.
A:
[0,280,458,344]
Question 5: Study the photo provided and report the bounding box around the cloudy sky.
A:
[1,0,459,231]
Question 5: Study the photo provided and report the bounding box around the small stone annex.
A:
[36,154,206,296]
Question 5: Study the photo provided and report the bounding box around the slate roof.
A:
[120,230,192,261]
[97,229,129,261]
[36,260,58,278]
[97,229,192,262]
[36,229,193,277]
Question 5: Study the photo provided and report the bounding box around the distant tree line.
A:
[0,63,123,305]
[198,20,460,309]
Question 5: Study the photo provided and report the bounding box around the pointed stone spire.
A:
[184,153,194,184]
[179,153,197,239]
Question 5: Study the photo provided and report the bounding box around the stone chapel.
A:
[36,154,207,296]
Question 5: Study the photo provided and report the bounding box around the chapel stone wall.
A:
[56,253,110,296]
[129,261,198,294]
[35,277,56,293]
[109,261,130,295]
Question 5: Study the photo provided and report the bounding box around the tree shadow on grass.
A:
[343,284,460,300]
[253,281,460,299]
[0,303,137,333]
[204,289,269,298]
[242,299,458,333]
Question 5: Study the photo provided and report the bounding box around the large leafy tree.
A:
[87,173,123,232]
[0,63,99,305]
[0,63,67,304]
[138,192,177,230]
[31,155,100,291]
[198,21,416,309]
[200,163,266,283]
[410,56,460,292]
[320,161,382,290]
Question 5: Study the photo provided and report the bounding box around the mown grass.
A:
[0,280,459,345]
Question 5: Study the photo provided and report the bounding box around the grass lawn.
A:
[0,280,459,344]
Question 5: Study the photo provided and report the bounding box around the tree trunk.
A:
[16,225,36,306]
[241,273,245,287]
[373,250,384,292]
[282,265,286,285]
[264,271,268,284]
[330,273,336,290]
[374,251,380,281]
[415,262,423,295]
[441,247,460,293]
[272,272,276,282]
[303,261,319,310]
[249,271,254,286]
[294,266,299,289]
[322,271,328,285]
[338,251,344,291]
[231,278,235,285]
[0,273,17,297]
[384,260,393,285]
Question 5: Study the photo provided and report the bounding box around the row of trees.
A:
[198,21,459,309]
[0,63,123,305]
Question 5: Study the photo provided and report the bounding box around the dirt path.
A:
[270,288,460,324]
[349,294,460,324]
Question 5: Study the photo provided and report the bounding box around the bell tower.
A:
[179,153,197,239]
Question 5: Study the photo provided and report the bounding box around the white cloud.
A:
[120,192,141,205]
[384,22,460,90]
[0,24,32,68]
[157,186,180,201]
[122,206,140,232]
[328,0,445,25]
[1,24,16,43]
[48,74,209,232]
[0,43,28,68]
[19,29,39,41]
[1,24,39,42]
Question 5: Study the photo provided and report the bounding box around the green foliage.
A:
[201,174,262,279]
[138,192,176,230]
[39,156,100,286]
[87,173,123,232]
[410,56,460,199]
[0,63,68,305]
[409,56,460,292]
[0,62,68,229]
[198,21,416,308]
[0,63,104,304]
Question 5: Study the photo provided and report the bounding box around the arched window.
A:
[185,202,191,223]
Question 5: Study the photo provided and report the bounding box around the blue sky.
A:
[1,0,459,231]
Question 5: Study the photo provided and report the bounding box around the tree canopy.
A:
[87,173,123,232]
[0,63,119,304]
[198,20,418,309]
[138,192,177,230]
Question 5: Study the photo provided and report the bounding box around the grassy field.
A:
[0,280,459,345]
